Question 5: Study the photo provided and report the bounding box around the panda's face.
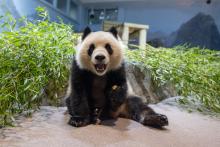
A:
[76,27,124,76]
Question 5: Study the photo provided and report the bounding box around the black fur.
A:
[125,96,168,127]
[82,26,117,40]
[66,58,168,128]
[88,43,95,56]
[109,27,118,39]
[105,43,113,55]
[82,27,91,40]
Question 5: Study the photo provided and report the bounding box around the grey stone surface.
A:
[126,63,177,103]
[1,105,220,147]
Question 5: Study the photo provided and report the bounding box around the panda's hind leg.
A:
[123,96,168,128]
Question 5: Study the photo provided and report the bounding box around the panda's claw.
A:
[68,116,89,127]
[143,114,168,127]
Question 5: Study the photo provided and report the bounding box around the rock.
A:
[172,12,220,50]
[126,63,177,103]
[147,31,168,48]
[147,38,165,48]
[153,13,220,50]
[161,96,220,116]
[1,105,220,147]
[40,81,67,106]
[165,31,178,47]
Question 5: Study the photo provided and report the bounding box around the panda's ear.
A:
[109,27,118,39]
[82,27,91,40]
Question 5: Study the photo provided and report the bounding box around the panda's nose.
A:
[95,55,105,61]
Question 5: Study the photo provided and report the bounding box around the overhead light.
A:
[99,11,105,20]
[206,0,211,4]
[90,9,95,19]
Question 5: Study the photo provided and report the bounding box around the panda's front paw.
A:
[68,116,90,127]
[91,108,102,125]
[110,86,125,103]
[143,114,168,128]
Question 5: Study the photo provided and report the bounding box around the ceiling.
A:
[80,0,218,5]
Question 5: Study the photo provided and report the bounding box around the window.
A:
[57,0,67,13]
[88,8,118,25]
[42,0,78,20]
[105,9,118,21]
[88,9,104,24]
[69,1,78,20]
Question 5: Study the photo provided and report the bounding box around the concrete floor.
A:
[1,104,220,147]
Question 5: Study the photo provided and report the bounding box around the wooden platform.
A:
[103,21,149,48]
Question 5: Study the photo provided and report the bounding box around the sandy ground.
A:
[0,104,220,147]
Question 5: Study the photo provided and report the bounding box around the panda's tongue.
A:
[95,64,106,73]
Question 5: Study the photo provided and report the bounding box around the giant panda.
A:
[65,27,168,128]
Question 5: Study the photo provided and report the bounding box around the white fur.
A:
[76,31,124,76]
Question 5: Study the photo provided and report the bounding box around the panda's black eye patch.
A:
[88,44,95,56]
[105,43,113,55]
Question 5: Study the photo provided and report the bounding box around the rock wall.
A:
[172,13,220,50]
[126,63,177,103]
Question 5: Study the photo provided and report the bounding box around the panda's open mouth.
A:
[94,64,106,73]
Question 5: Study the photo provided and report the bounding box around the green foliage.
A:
[0,7,74,126]
[127,45,220,113]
